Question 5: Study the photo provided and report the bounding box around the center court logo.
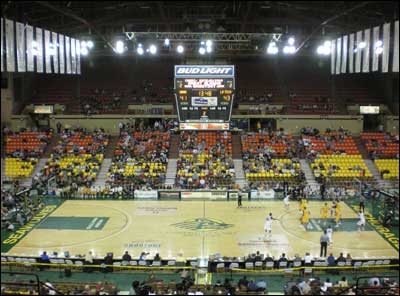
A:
[172,218,233,231]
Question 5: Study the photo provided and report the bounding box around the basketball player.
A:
[283,193,290,210]
[326,225,333,246]
[330,200,337,218]
[357,210,366,232]
[301,207,311,229]
[299,197,307,214]
[319,202,329,226]
[264,213,278,241]
[334,204,342,228]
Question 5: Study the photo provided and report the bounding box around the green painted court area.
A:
[36,216,109,230]
[305,218,374,232]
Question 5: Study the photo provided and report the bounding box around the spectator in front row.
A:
[122,251,132,261]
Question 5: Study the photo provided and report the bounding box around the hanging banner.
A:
[372,26,380,72]
[59,34,65,74]
[5,19,16,72]
[36,28,44,73]
[330,39,336,75]
[65,36,71,74]
[382,23,390,73]
[52,32,59,74]
[341,35,348,73]
[26,25,34,72]
[76,39,81,74]
[335,37,341,74]
[1,18,4,72]
[71,38,76,74]
[16,22,26,72]
[393,20,399,73]
[355,31,362,73]
[44,30,52,73]
[349,33,355,73]
[362,28,371,73]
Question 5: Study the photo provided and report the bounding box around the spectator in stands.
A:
[40,251,50,263]
[321,278,333,292]
[337,252,346,263]
[304,252,313,266]
[247,280,257,292]
[238,276,249,291]
[327,253,336,266]
[122,251,132,261]
[338,276,349,288]
[154,253,161,261]
[129,281,140,295]
[278,253,288,264]
[298,279,312,295]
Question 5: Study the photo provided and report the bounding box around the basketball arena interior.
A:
[1,1,399,295]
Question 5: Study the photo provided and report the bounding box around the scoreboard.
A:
[174,65,235,130]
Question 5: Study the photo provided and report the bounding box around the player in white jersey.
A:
[357,210,366,232]
[283,194,290,210]
[326,225,333,246]
[264,213,278,241]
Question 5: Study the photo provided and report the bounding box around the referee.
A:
[320,230,330,258]
[238,190,243,207]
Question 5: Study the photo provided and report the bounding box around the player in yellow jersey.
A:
[299,197,307,213]
[301,207,311,229]
[319,203,329,226]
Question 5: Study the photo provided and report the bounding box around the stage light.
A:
[137,47,144,55]
[115,40,125,54]
[206,40,212,47]
[81,47,89,56]
[316,42,331,56]
[283,45,295,54]
[206,46,212,53]
[376,47,383,55]
[375,40,383,48]
[149,44,157,54]
[81,41,87,48]
[354,48,358,53]
[87,40,94,49]
[267,42,278,55]
[317,45,325,55]
[164,38,170,46]
[177,45,184,54]
[199,47,206,55]
[200,41,205,45]
[288,37,295,45]
[358,42,366,49]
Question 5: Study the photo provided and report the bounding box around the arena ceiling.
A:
[2,1,398,56]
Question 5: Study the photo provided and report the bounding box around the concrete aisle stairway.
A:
[165,159,177,186]
[364,159,392,189]
[299,159,319,188]
[93,158,112,187]
[19,158,49,188]
[169,134,180,159]
[233,159,247,188]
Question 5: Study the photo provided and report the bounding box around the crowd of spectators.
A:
[32,127,109,195]
[361,132,399,160]
[1,183,44,233]
[78,88,124,115]
[107,120,170,191]
[176,131,235,189]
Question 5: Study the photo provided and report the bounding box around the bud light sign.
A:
[175,65,234,77]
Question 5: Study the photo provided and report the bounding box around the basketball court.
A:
[4,200,398,259]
